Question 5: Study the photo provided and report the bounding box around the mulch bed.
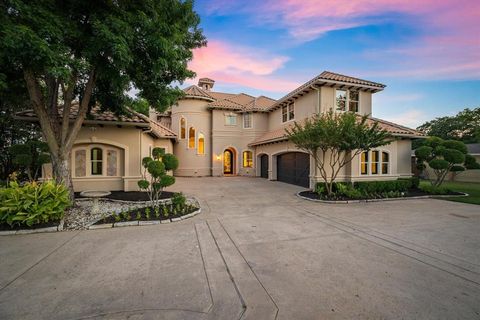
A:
[0,220,60,231]
[299,189,464,201]
[93,204,198,225]
[75,191,175,202]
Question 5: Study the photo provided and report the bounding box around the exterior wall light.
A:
[215,154,222,161]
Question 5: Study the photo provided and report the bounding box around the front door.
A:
[223,150,234,174]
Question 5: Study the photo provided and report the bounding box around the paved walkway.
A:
[1,177,479,319]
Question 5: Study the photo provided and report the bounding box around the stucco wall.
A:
[171,99,212,176]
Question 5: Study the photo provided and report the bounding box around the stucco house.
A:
[19,71,424,191]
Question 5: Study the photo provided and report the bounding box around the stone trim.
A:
[296,191,469,204]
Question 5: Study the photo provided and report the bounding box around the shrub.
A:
[354,180,411,194]
[0,181,70,227]
[315,179,416,200]
[419,184,451,195]
[172,192,187,213]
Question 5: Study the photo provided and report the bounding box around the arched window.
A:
[382,151,389,174]
[188,127,195,149]
[243,151,253,168]
[91,148,103,175]
[180,117,186,139]
[198,133,205,154]
[360,151,368,175]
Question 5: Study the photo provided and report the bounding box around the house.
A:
[18,71,424,191]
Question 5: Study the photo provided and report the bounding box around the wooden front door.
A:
[223,150,234,174]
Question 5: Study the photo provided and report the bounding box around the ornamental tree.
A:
[286,111,393,196]
[0,0,206,200]
[10,140,50,181]
[415,137,479,186]
[138,148,179,207]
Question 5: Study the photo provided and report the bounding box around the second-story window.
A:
[243,113,252,128]
[336,89,359,112]
[225,114,237,126]
[282,103,295,122]
[188,127,195,149]
[180,117,186,139]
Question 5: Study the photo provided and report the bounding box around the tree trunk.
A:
[51,151,75,202]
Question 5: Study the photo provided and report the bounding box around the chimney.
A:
[198,78,215,91]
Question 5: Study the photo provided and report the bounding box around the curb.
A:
[296,191,469,204]
[0,225,62,236]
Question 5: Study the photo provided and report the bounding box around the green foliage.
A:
[0,181,70,227]
[417,108,480,143]
[419,184,451,195]
[162,154,179,171]
[287,111,392,195]
[172,192,187,212]
[415,137,478,186]
[465,154,480,169]
[315,179,416,200]
[9,140,49,181]
[138,151,179,207]
[130,98,150,116]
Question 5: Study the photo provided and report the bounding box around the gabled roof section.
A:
[249,115,424,146]
[244,96,277,112]
[182,85,215,101]
[269,70,386,111]
[207,93,276,112]
[129,109,177,139]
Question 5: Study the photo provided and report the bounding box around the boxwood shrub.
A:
[0,181,70,227]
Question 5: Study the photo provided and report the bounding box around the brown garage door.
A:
[277,152,310,187]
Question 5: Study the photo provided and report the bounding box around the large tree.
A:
[286,111,393,196]
[417,108,480,143]
[0,0,206,199]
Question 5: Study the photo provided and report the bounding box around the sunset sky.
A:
[185,0,480,128]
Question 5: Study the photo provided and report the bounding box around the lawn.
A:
[420,180,480,205]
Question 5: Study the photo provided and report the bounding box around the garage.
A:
[277,152,310,187]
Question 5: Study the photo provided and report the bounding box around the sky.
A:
[183,0,480,128]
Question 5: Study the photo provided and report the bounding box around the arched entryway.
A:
[260,154,269,178]
[223,149,235,175]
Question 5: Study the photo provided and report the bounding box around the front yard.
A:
[423,180,480,205]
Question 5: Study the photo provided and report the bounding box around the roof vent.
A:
[198,77,215,91]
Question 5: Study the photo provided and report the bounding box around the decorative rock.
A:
[114,221,139,227]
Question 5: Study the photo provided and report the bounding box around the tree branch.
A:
[61,74,77,145]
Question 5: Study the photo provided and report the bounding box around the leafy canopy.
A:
[415,137,479,186]
[286,111,393,195]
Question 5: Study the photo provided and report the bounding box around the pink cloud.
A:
[188,40,299,92]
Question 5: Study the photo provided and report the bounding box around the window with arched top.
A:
[188,127,195,149]
[243,151,253,168]
[197,133,205,154]
[180,117,186,139]
[91,147,103,175]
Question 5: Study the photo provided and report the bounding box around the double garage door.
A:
[277,152,310,188]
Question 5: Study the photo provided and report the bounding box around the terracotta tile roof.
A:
[16,104,147,124]
[207,93,276,112]
[16,103,176,139]
[208,91,236,100]
[269,71,385,111]
[244,96,277,112]
[183,85,215,101]
[249,115,424,146]
[198,77,215,84]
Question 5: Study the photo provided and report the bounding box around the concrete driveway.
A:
[1,177,479,319]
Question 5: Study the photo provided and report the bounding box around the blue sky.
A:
[185,0,480,128]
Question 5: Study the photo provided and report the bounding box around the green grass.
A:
[420,180,480,205]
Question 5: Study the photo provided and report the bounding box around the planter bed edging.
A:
[296,191,469,204]
[0,224,63,236]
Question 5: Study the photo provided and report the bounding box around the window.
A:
[282,103,295,122]
[75,150,86,177]
[336,89,359,112]
[243,151,253,168]
[349,91,359,112]
[180,117,186,139]
[336,89,347,111]
[371,150,379,175]
[361,151,368,175]
[382,151,389,174]
[243,113,252,128]
[188,127,195,149]
[107,150,117,176]
[225,114,237,125]
[360,150,389,175]
[91,148,103,175]
[198,133,205,154]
